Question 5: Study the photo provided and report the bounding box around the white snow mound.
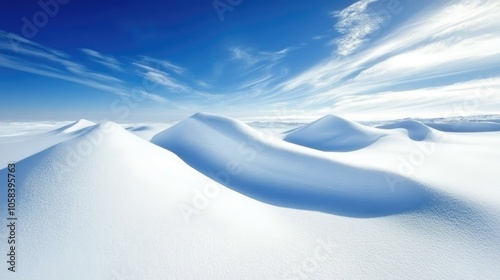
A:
[152,113,432,217]
[1,117,499,279]
[53,119,96,133]
[0,119,97,168]
[283,114,390,151]
[378,120,434,141]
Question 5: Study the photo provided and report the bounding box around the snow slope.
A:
[0,119,95,168]
[52,119,96,133]
[152,113,431,217]
[283,115,391,151]
[1,122,315,279]
[124,123,174,140]
[0,115,499,279]
[378,120,435,141]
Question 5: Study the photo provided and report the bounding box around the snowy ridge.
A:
[0,116,499,279]
[152,113,432,217]
[0,119,97,168]
[283,115,391,151]
[378,120,435,141]
[52,119,96,133]
[124,123,174,140]
[0,122,225,279]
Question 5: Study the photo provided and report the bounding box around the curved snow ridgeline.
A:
[52,119,96,134]
[0,119,96,168]
[378,120,435,141]
[1,116,500,279]
[1,121,289,279]
[152,113,432,217]
[283,114,390,151]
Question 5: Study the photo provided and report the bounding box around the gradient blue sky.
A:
[1,0,499,121]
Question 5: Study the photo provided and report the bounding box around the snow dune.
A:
[283,114,391,151]
[152,113,431,217]
[378,120,434,141]
[124,123,173,140]
[52,119,96,133]
[1,122,297,279]
[0,114,499,279]
[0,119,95,168]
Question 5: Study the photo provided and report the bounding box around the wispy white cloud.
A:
[223,46,292,99]
[139,56,187,75]
[144,70,190,92]
[196,81,211,88]
[0,30,200,107]
[132,58,222,104]
[333,77,500,120]
[0,52,127,97]
[80,48,123,71]
[262,0,500,119]
[351,34,500,85]
[312,34,328,40]
[332,0,386,56]
[139,90,169,103]
[0,30,127,93]
[2,0,499,119]
[229,46,289,68]
[133,62,191,93]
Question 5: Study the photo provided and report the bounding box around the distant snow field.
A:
[0,114,500,279]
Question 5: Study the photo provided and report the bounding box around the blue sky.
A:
[0,0,499,121]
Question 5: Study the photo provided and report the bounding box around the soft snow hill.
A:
[124,123,174,140]
[0,119,95,168]
[52,119,96,133]
[1,118,500,279]
[283,115,392,151]
[150,113,500,275]
[0,122,322,279]
[378,120,435,141]
[152,113,449,218]
[1,121,322,279]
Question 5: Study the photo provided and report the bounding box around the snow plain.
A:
[0,113,499,279]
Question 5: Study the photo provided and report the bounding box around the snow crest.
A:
[152,113,432,217]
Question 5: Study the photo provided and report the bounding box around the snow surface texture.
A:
[0,120,171,168]
[0,120,96,169]
[1,114,500,279]
[152,113,431,217]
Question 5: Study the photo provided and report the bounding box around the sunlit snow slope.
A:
[0,119,95,168]
[152,113,432,217]
[0,115,499,279]
[283,115,391,151]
